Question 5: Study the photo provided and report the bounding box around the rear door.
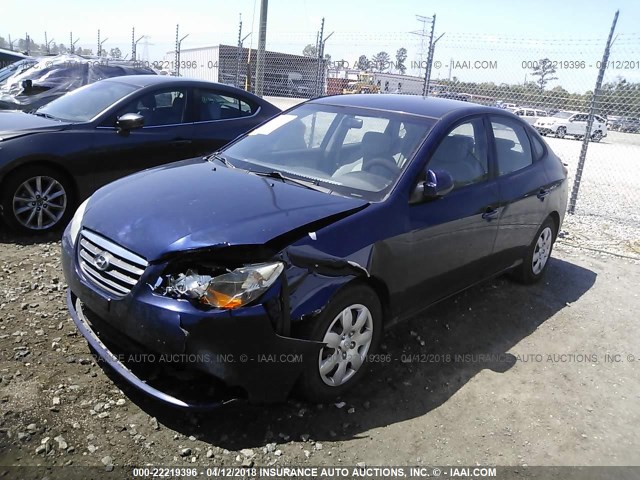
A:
[567,113,587,136]
[191,88,265,155]
[489,115,551,270]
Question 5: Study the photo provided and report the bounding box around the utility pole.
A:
[254,0,268,96]
[25,33,30,55]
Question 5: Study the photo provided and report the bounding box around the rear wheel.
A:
[297,283,382,402]
[0,166,74,234]
[555,126,566,139]
[511,217,557,284]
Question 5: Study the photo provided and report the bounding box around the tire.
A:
[0,166,75,234]
[555,127,566,139]
[297,283,383,402]
[511,217,557,284]
[591,131,603,142]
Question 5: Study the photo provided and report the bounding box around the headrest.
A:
[362,131,391,158]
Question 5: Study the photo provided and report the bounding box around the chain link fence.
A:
[170,29,640,258]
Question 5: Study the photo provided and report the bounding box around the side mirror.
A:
[411,169,454,202]
[116,113,144,134]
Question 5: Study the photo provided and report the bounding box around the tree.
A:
[395,47,407,74]
[371,51,391,72]
[356,55,370,71]
[531,58,558,90]
[109,47,122,59]
[303,44,318,57]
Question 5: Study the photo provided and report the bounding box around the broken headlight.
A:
[159,262,284,309]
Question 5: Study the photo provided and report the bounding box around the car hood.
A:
[82,159,368,262]
[0,110,68,138]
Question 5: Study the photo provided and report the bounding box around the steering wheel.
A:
[362,157,401,177]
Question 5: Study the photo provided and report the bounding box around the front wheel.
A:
[0,166,74,234]
[591,131,603,142]
[555,126,566,139]
[297,283,382,402]
[510,217,557,284]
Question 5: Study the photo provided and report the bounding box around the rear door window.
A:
[490,117,534,176]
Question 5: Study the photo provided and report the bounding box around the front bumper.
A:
[62,234,323,406]
[534,126,556,135]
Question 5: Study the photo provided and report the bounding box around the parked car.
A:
[0,58,38,86]
[606,115,623,130]
[534,111,607,141]
[509,107,548,125]
[0,54,156,111]
[0,75,280,233]
[62,94,568,407]
[613,117,640,133]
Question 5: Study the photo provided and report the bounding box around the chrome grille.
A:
[78,230,148,297]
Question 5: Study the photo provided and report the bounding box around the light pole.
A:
[132,27,145,61]
[174,24,189,76]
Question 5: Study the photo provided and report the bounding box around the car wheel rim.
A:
[557,128,565,138]
[12,175,67,230]
[318,304,373,387]
[532,227,553,275]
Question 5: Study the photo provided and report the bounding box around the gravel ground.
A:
[0,235,639,479]
[545,131,640,260]
[0,131,639,479]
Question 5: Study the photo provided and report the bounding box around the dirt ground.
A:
[0,222,639,480]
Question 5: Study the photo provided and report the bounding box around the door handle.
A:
[170,139,192,147]
[537,188,550,200]
[482,207,500,221]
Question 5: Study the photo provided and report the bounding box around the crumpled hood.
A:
[82,159,368,261]
[0,110,67,138]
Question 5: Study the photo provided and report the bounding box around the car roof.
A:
[102,74,226,89]
[309,94,503,119]
[100,75,271,104]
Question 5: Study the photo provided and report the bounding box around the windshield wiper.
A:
[249,170,331,193]
[32,112,60,121]
[207,152,236,169]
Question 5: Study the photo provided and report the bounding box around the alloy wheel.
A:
[12,175,67,231]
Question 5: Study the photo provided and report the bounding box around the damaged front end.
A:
[63,228,372,407]
[157,262,284,310]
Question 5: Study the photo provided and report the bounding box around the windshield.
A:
[553,111,574,119]
[222,103,435,202]
[36,80,138,122]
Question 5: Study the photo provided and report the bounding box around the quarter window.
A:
[428,118,489,188]
[491,117,534,175]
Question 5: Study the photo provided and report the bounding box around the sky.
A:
[3,0,640,91]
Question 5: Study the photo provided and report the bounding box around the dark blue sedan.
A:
[61,94,568,406]
[0,75,280,233]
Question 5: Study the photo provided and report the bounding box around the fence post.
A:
[568,10,619,214]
